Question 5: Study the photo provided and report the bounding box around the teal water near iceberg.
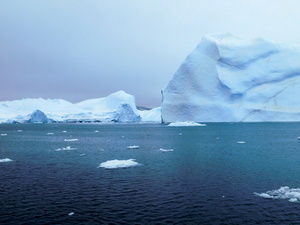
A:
[1,123,300,224]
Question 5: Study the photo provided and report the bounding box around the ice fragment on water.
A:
[99,159,140,169]
[0,158,13,162]
[127,145,139,149]
[159,148,174,152]
[64,139,78,142]
[55,146,77,151]
[254,186,300,203]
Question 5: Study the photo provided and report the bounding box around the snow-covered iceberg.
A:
[0,91,160,123]
[161,33,300,122]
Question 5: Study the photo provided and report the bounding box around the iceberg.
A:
[0,90,160,123]
[161,34,300,122]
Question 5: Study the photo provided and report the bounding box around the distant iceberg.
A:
[98,159,140,169]
[0,91,161,124]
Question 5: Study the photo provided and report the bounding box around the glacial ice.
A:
[161,33,300,122]
[254,186,300,203]
[98,159,140,169]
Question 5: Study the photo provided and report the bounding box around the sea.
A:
[1,123,300,224]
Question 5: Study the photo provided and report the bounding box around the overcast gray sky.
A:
[1,0,300,107]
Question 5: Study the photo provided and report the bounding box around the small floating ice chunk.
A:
[99,159,140,169]
[80,154,86,156]
[0,158,13,162]
[95,130,99,133]
[47,133,54,135]
[17,130,23,132]
[127,145,139,149]
[179,133,182,135]
[159,148,174,152]
[254,186,300,203]
[237,141,246,144]
[62,131,67,133]
[1,134,7,136]
[168,121,206,127]
[297,136,300,140]
[68,212,75,216]
[55,146,77,151]
[64,139,78,142]
[121,136,125,138]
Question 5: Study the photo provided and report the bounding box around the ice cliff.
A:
[161,33,300,122]
[0,91,160,123]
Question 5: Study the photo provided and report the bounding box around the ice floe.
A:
[62,131,67,133]
[47,133,54,135]
[68,212,75,216]
[1,133,7,136]
[99,159,140,169]
[159,148,174,152]
[95,130,99,133]
[168,121,206,127]
[237,141,246,144]
[127,145,139,149]
[0,158,13,162]
[17,130,23,132]
[254,186,300,203]
[55,146,77,151]
[64,139,78,142]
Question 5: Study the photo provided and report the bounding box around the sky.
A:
[1,0,300,107]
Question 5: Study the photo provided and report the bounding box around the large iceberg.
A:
[0,91,160,123]
[161,33,300,122]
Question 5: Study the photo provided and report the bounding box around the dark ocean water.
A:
[1,123,300,224]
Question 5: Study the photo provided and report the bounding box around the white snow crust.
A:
[98,159,140,169]
[254,186,300,203]
[162,33,300,122]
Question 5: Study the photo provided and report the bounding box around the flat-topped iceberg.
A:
[161,33,300,122]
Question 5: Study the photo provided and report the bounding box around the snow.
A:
[161,33,300,122]
[98,159,140,169]
[254,186,300,203]
[168,121,206,127]
[0,158,13,162]
[0,90,160,123]
[127,145,139,149]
